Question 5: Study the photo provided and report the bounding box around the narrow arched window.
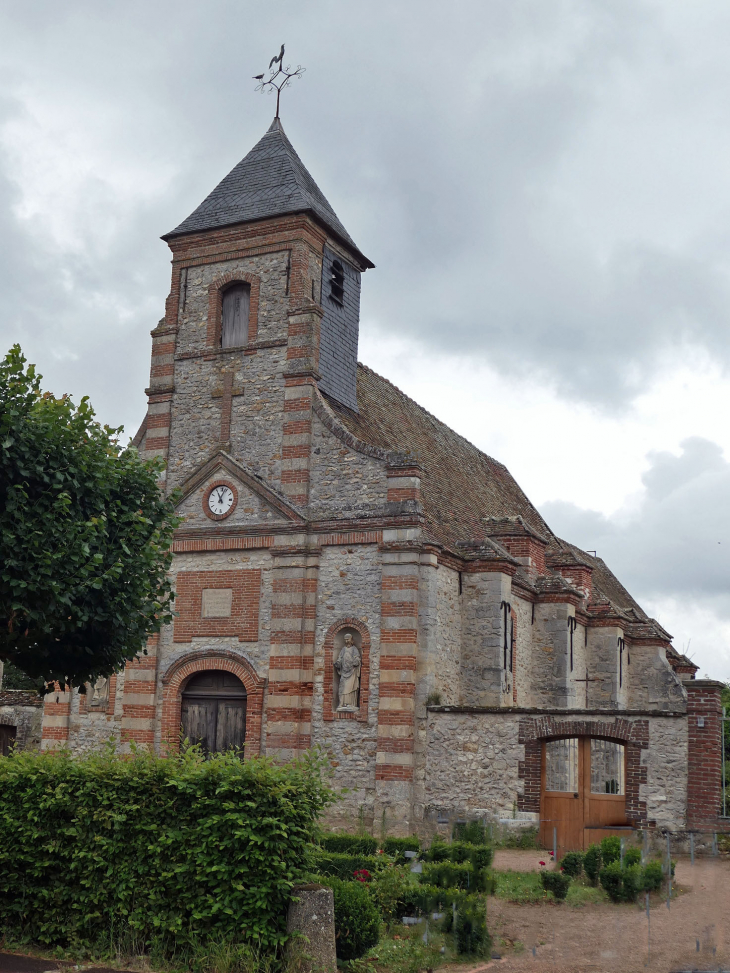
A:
[221,282,250,348]
[329,260,344,305]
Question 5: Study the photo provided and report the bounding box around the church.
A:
[39,116,726,849]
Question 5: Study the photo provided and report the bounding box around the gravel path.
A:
[481,851,729,971]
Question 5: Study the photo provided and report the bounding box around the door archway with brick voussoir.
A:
[161,650,265,758]
[540,736,631,855]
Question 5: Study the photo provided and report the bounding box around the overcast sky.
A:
[2,0,730,679]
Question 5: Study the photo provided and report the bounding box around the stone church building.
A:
[40,118,726,848]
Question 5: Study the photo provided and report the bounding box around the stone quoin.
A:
[39,116,728,845]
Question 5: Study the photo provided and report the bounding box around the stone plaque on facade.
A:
[202,588,233,618]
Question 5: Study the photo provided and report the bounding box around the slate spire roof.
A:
[163,118,373,267]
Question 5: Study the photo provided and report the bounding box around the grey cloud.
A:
[3,0,730,424]
[542,436,730,609]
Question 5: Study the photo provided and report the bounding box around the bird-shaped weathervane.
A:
[253,44,305,119]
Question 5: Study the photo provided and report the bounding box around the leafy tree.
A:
[0,346,179,689]
[1,661,42,691]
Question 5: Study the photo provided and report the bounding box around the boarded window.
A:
[221,283,250,348]
[590,739,625,794]
[329,260,344,305]
[545,737,578,792]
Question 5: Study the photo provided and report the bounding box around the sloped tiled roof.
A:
[163,119,373,267]
[328,364,553,547]
[327,364,670,640]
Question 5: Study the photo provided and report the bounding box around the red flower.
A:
[353,869,371,883]
[539,861,546,866]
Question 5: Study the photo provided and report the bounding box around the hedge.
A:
[322,878,380,961]
[311,850,384,881]
[320,833,378,856]
[0,747,333,952]
[382,836,420,863]
[424,840,493,869]
[420,861,491,892]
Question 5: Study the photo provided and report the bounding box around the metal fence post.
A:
[690,831,694,866]
[553,827,557,862]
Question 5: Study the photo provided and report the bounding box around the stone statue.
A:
[335,634,361,711]
[89,676,109,708]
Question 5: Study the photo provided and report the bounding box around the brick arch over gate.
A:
[161,650,266,757]
[516,716,650,826]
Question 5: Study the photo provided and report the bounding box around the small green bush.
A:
[382,836,420,863]
[320,833,377,855]
[326,878,380,960]
[421,860,473,889]
[453,820,488,845]
[623,847,642,867]
[600,835,621,865]
[622,863,643,901]
[583,844,602,884]
[498,826,539,849]
[641,860,664,892]
[311,850,382,881]
[367,865,421,927]
[470,845,494,870]
[454,898,491,956]
[559,851,584,878]
[540,870,571,901]
[424,839,451,862]
[598,861,624,901]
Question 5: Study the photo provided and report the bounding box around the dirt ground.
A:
[477,849,729,972]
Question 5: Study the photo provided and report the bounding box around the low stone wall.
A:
[0,691,43,751]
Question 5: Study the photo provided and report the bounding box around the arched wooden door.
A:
[540,737,630,854]
[181,671,247,755]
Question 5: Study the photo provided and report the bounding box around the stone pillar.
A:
[460,571,512,706]
[281,303,323,508]
[267,544,319,760]
[375,542,419,831]
[286,884,337,973]
[120,634,159,752]
[686,680,724,828]
[40,683,72,749]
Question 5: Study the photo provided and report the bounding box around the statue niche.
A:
[333,629,362,713]
[88,676,110,709]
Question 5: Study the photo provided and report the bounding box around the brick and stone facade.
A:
[40,117,727,840]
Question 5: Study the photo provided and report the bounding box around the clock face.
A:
[207,484,235,517]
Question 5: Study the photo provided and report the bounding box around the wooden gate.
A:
[181,671,247,755]
[0,725,16,757]
[540,737,630,854]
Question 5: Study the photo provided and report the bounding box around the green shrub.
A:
[439,890,491,956]
[598,861,624,901]
[424,839,452,862]
[641,860,664,892]
[599,859,642,903]
[367,865,422,927]
[559,851,584,878]
[320,833,377,855]
[623,847,641,867]
[622,863,643,901]
[452,820,488,845]
[540,870,571,900]
[600,835,622,865]
[421,861,474,890]
[0,747,333,952]
[583,844,602,884]
[325,878,380,960]
[470,845,494,870]
[311,850,382,881]
[382,836,420,863]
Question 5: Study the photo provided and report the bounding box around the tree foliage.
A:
[0,346,179,688]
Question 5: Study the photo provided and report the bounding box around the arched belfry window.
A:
[221,282,250,348]
[329,260,344,305]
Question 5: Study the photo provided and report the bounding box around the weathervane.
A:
[253,44,305,119]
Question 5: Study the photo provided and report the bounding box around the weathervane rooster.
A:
[253,44,305,118]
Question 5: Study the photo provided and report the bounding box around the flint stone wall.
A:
[0,692,43,752]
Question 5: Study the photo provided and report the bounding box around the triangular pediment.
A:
[175,452,305,528]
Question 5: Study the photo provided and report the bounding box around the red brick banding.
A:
[173,569,261,642]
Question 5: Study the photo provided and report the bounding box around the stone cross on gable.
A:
[211,371,244,443]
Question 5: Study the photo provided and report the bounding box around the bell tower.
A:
[136,117,373,511]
